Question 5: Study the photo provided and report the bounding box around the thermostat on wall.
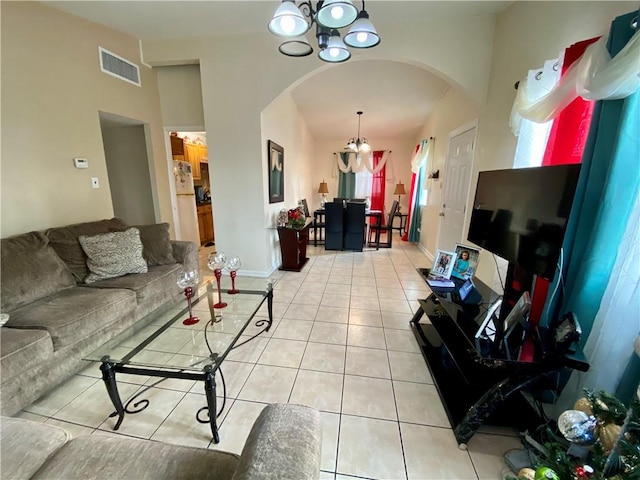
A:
[73,157,89,169]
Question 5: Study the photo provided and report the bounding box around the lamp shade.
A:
[318,181,329,194]
[279,36,313,57]
[318,30,350,63]
[268,1,310,37]
[316,0,358,29]
[393,182,406,196]
[344,10,380,48]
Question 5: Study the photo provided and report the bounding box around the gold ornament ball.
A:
[517,468,536,480]
[599,422,622,452]
[573,397,594,416]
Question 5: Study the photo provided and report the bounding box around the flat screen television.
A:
[467,164,581,281]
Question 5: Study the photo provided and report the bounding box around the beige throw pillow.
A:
[79,228,148,284]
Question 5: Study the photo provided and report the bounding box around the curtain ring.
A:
[535,71,543,80]
[553,61,559,71]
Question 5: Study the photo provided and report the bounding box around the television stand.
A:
[410,271,588,448]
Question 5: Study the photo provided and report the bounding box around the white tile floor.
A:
[18,236,522,480]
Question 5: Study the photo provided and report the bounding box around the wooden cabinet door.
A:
[203,209,214,243]
[199,145,208,163]
[184,143,201,180]
[197,209,207,245]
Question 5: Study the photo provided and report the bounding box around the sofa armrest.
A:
[0,416,71,479]
[171,240,199,273]
[231,404,322,480]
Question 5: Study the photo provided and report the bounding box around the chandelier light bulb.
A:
[331,6,344,20]
[356,32,368,43]
[280,16,296,34]
[329,47,340,58]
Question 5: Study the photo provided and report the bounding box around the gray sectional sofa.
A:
[0,403,322,479]
[0,218,198,416]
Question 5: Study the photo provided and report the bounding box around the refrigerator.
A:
[173,161,200,245]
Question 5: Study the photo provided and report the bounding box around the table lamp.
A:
[318,180,329,208]
[393,181,406,212]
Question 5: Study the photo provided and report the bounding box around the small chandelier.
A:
[346,111,371,153]
[268,0,380,63]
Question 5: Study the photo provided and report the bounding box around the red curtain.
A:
[370,151,386,225]
[528,37,598,330]
[401,144,422,241]
[541,37,598,167]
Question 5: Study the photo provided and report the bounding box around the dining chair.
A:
[368,200,399,249]
[324,202,344,250]
[344,202,366,251]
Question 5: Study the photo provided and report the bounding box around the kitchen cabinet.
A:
[184,143,201,180]
[170,135,185,161]
[197,203,214,245]
[199,145,208,163]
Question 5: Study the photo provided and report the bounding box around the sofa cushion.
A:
[0,232,76,313]
[0,417,70,480]
[6,287,137,350]
[137,223,176,266]
[0,328,54,382]
[85,264,183,305]
[79,228,148,283]
[46,218,129,283]
[31,434,239,480]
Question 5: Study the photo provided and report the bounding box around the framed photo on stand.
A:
[451,244,481,281]
[431,249,457,279]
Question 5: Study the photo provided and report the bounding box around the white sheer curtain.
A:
[354,168,373,199]
[512,31,640,124]
[552,193,640,414]
[511,58,561,168]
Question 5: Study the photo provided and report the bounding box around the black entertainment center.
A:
[411,164,589,447]
[410,270,589,447]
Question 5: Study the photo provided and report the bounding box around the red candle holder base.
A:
[227,270,239,294]
[213,302,228,309]
[182,316,200,326]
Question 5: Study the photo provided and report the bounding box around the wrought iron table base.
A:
[98,286,274,443]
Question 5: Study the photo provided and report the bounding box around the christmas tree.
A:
[507,389,639,480]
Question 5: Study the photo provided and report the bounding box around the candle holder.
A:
[226,256,241,294]
[176,269,199,326]
[207,252,227,309]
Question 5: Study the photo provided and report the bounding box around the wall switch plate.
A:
[91,177,99,188]
[74,157,89,168]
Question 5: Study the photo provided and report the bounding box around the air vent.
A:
[98,47,141,87]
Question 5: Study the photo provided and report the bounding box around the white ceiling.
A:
[44,1,511,142]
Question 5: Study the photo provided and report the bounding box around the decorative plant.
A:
[287,206,306,228]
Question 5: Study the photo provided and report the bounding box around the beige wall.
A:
[261,93,315,273]
[0,2,171,237]
[156,65,205,128]
[101,125,156,225]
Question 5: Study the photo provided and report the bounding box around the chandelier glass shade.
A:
[346,111,371,153]
[268,0,380,63]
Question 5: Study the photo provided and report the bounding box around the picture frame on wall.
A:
[431,249,457,279]
[451,244,481,281]
[268,140,284,204]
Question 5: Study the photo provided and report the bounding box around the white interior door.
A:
[437,124,476,251]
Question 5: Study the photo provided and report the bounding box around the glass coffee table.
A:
[84,278,275,443]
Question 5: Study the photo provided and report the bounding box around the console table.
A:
[410,269,588,447]
[277,219,312,271]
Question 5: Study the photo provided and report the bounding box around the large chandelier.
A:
[346,111,371,153]
[268,0,380,63]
